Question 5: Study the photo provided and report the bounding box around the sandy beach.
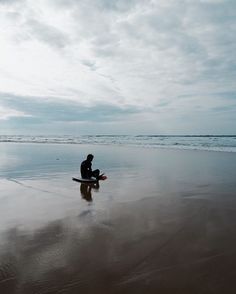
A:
[0,143,236,294]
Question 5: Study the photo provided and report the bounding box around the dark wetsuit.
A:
[80,160,100,179]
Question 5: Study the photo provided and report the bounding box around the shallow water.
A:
[0,143,236,293]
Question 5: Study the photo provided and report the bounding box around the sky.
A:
[0,0,235,135]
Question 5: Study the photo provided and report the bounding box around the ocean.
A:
[1,135,236,152]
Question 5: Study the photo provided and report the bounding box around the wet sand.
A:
[0,143,236,293]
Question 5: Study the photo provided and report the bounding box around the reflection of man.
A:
[80,154,100,180]
[80,182,99,202]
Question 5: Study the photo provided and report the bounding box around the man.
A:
[80,154,100,180]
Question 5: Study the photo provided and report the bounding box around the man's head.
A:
[87,154,94,162]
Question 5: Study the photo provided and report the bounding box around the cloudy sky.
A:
[0,0,235,135]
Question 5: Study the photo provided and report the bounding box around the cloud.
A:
[51,0,139,12]
[0,105,31,120]
[0,0,235,134]
[0,92,141,123]
[0,0,23,4]
[25,18,69,49]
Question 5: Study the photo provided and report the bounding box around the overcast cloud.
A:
[0,0,235,134]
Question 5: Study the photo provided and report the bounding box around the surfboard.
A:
[72,177,98,183]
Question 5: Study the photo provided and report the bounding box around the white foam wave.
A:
[0,135,236,152]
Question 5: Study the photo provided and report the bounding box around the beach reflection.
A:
[80,182,100,202]
[1,143,236,293]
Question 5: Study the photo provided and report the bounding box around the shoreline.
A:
[1,134,236,154]
[0,141,236,154]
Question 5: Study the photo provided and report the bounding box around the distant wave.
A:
[0,135,236,152]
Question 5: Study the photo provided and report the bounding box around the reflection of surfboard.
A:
[72,177,97,183]
[72,175,107,183]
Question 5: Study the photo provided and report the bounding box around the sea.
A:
[1,135,236,152]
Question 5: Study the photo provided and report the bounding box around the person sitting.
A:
[80,154,100,180]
